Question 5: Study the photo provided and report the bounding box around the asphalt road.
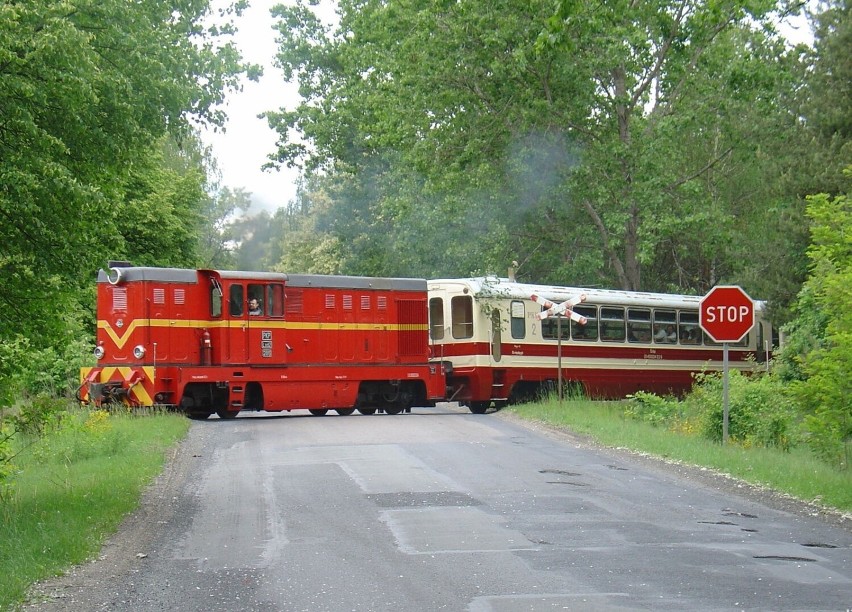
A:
[27,403,851,611]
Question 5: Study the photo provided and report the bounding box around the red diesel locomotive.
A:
[79,263,449,419]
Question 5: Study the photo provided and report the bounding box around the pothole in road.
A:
[539,469,582,477]
[723,511,758,518]
[545,481,589,486]
[753,555,817,562]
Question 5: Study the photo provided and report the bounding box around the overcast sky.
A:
[201,0,317,215]
[202,2,813,216]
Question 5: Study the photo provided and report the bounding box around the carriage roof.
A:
[428,277,765,311]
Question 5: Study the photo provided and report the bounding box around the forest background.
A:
[0,1,849,464]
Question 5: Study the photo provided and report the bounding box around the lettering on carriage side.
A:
[407,372,420,378]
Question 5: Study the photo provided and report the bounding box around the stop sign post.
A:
[699,286,755,445]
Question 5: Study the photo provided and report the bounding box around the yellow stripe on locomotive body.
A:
[98,318,429,345]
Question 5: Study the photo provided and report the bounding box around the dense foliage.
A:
[265,0,810,302]
[0,0,257,401]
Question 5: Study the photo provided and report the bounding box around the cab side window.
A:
[230,285,244,316]
[267,283,285,317]
[210,282,223,318]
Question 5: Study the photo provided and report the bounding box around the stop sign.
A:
[700,286,755,343]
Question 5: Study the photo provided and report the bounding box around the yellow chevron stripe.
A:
[81,365,155,406]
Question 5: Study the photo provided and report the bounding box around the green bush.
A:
[0,396,72,500]
[624,391,681,427]
[686,370,798,450]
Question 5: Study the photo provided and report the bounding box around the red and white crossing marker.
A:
[531,293,588,324]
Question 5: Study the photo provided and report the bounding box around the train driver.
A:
[249,297,263,316]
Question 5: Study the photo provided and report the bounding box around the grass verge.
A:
[508,398,852,515]
[0,408,190,609]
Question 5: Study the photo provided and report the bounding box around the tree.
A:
[789,178,852,467]
[0,0,256,400]
[268,0,804,292]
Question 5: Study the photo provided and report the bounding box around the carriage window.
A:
[430,298,445,340]
[511,301,525,339]
[600,307,626,342]
[541,317,571,340]
[266,284,285,317]
[571,305,598,341]
[541,314,570,340]
[451,296,473,339]
[229,285,244,316]
[679,312,701,344]
[653,310,677,344]
[627,308,651,343]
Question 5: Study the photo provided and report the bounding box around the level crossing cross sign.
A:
[699,285,755,343]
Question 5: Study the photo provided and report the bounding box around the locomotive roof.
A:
[97,266,200,283]
[215,270,425,291]
[428,277,766,310]
[283,274,426,291]
[99,266,426,292]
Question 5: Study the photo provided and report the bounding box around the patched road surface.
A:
[26,404,851,611]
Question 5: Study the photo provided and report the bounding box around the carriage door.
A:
[491,309,502,362]
[248,283,286,363]
[228,284,248,363]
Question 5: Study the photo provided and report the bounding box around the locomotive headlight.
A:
[94,344,105,360]
[133,345,146,359]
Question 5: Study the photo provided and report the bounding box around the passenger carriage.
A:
[427,277,774,413]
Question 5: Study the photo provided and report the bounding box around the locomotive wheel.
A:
[468,402,489,414]
[309,409,328,416]
[187,411,212,420]
[383,405,403,415]
[357,407,377,415]
[335,408,355,416]
[216,409,239,420]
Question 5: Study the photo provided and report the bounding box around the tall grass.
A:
[0,407,189,609]
[509,397,852,514]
